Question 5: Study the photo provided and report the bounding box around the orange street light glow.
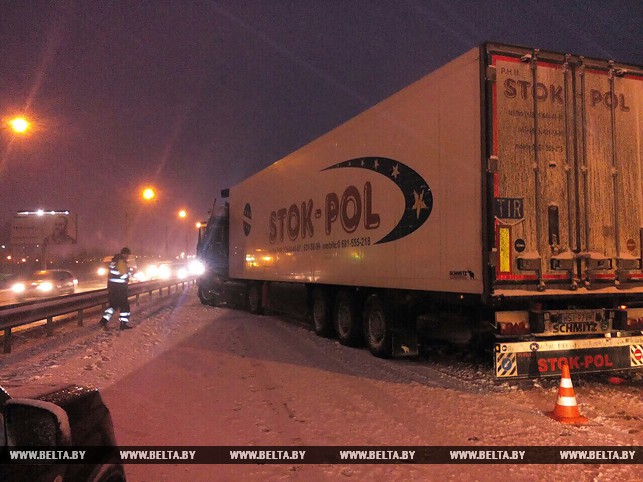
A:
[142,187,156,201]
[9,116,30,133]
[178,209,187,218]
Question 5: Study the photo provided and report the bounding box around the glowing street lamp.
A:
[177,209,189,257]
[8,116,31,134]
[141,187,156,201]
[125,186,157,247]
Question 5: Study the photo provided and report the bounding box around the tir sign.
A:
[495,198,524,220]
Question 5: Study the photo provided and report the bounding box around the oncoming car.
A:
[11,269,78,300]
[137,260,174,281]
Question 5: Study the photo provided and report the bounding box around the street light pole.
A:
[124,211,131,247]
[177,209,188,259]
[3,115,35,266]
[136,186,157,255]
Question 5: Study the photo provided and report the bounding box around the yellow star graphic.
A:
[391,164,400,179]
[412,189,427,219]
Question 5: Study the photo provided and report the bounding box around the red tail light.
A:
[498,321,530,335]
[625,317,643,330]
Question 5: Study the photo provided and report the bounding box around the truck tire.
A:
[197,283,219,306]
[312,288,334,337]
[364,295,392,358]
[334,290,362,346]
[246,282,263,314]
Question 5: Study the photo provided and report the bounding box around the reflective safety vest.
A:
[108,254,130,284]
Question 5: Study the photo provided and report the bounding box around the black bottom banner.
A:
[1,446,641,465]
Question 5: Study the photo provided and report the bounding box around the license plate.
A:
[544,310,606,335]
[561,311,596,323]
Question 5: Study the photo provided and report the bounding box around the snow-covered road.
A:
[1,286,641,481]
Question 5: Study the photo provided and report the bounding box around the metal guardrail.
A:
[0,278,195,353]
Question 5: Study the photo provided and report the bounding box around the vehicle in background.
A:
[0,383,126,481]
[97,256,190,283]
[11,269,77,301]
[196,42,643,380]
[177,259,205,280]
[146,260,202,281]
[97,255,141,283]
[0,273,19,291]
[138,260,173,281]
[96,256,112,278]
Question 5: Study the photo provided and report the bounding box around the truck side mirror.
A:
[4,398,72,447]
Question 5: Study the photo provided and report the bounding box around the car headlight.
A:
[133,271,148,282]
[177,267,188,279]
[11,283,26,294]
[158,264,171,280]
[97,267,107,276]
[189,259,206,276]
[145,264,159,279]
[37,282,54,292]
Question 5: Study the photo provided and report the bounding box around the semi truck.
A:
[196,42,643,379]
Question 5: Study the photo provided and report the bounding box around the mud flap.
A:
[392,324,418,357]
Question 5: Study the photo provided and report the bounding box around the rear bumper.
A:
[495,335,643,378]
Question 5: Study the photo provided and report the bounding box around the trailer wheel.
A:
[197,282,220,306]
[364,295,392,358]
[246,282,263,314]
[312,288,334,337]
[334,291,362,346]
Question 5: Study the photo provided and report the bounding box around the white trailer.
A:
[197,43,643,378]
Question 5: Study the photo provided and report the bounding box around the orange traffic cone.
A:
[546,364,588,424]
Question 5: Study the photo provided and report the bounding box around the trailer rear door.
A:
[489,46,643,290]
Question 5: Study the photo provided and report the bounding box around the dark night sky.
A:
[1,0,641,255]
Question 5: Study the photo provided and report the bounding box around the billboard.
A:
[11,211,77,246]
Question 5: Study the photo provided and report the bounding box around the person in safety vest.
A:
[100,247,134,330]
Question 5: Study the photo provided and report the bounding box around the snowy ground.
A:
[1,286,641,481]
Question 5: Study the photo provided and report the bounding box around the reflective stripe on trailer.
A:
[632,345,643,366]
[495,352,517,378]
[494,335,643,378]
